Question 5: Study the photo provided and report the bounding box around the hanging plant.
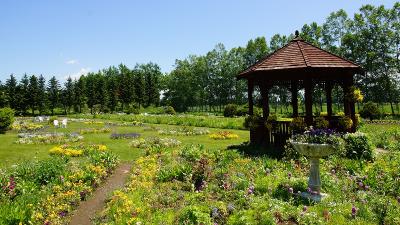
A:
[346,86,364,102]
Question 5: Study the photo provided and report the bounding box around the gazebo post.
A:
[291,81,299,117]
[260,83,270,119]
[304,79,313,126]
[247,79,254,116]
[325,81,333,119]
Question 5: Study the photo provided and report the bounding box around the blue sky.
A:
[0,0,397,82]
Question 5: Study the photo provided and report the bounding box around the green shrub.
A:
[289,117,306,133]
[178,205,212,225]
[48,116,58,125]
[337,115,353,131]
[360,101,380,121]
[343,132,374,161]
[224,104,238,117]
[164,106,176,115]
[314,116,329,129]
[0,107,15,133]
[244,115,263,129]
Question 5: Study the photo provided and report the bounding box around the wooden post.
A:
[260,83,270,120]
[325,81,333,118]
[304,79,313,126]
[248,79,254,116]
[291,81,299,117]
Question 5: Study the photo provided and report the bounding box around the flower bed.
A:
[11,122,45,132]
[15,132,83,144]
[209,131,239,140]
[110,133,141,139]
[130,136,181,149]
[100,145,400,224]
[79,127,111,135]
[0,145,118,224]
[158,127,210,136]
[49,144,108,157]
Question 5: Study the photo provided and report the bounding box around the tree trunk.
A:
[390,102,395,115]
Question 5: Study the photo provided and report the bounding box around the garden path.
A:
[70,162,132,225]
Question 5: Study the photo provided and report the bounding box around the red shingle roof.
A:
[238,37,362,78]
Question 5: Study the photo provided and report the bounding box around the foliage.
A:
[290,117,306,133]
[11,121,45,132]
[360,102,380,121]
[0,107,14,133]
[209,131,239,140]
[130,136,181,149]
[158,127,210,136]
[110,133,141,139]
[343,132,374,161]
[243,115,263,130]
[338,115,353,131]
[0,147,118,224]
[15,132,83,144]
[164,106,176,115]
[291,128,343,149]
[100,142,400,224]
[224,104,238,117]
[79,127,111,134]
[314,117,329,129]
[48,144,108,157]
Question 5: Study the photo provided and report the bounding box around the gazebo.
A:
[237,31,363,149]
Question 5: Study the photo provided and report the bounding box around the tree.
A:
[322,9,349,55]
[15,74,30,115]
[47,76,60,115]
[28,75,40,115]
[74,76,86,113]
[38,75,47,114]
[132,65,144,108]
[63,77,74,114]
[5,74,17,110]
[0,81,7,107]
[104,66,119,112]
[118,64,134,110]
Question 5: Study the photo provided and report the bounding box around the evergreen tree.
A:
[37,75,47,114]
[28,75,40,115]
[5,75,17,109]
[64,77,74,113]
[47,76,60,115]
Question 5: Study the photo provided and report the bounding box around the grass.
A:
[0,119,249,168]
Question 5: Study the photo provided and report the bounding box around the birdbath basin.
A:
[290,142,335,202]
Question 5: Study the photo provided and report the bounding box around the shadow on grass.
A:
[227,141,284,159]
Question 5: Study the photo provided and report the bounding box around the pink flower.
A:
[351,205,357,218]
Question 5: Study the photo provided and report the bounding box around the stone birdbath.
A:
[290,142,335,202]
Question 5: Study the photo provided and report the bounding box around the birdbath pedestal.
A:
[290,142,335,202]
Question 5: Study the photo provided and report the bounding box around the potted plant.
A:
[290,128,342,201]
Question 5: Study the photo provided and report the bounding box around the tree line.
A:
[0,3,399,115]
[0,63,162,115]
[163,3,400,114]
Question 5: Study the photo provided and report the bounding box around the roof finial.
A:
[295,30,299,38]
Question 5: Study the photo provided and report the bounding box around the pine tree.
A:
[38,75,47,114]
[28,75,40,115]
[64,77,74,113]
[5,74,17,110]
[47,76,60,115]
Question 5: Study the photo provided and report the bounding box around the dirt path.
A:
[70,163,132,225]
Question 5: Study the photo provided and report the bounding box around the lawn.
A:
[0,118,249,168]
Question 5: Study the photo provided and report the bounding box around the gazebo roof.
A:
[238,35,363,80]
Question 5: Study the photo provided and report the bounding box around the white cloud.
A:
[65,59,78,65]
[65,67,91,80]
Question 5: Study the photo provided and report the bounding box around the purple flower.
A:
[303,206,308,212]
[288,172,292,179]
[247,185,255,195]
[58,211,67,217]
[351,205,357,218]
[288,187,293,194]
[307,187,312,193]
